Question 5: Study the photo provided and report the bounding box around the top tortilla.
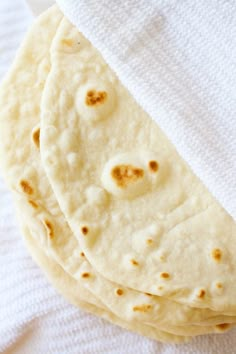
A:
[40,17,236,313]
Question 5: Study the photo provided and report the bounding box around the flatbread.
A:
[21,225,187,343]
[40,17,236,314]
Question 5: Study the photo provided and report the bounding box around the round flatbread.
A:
[40,17,236,314]
[22,225,187,344]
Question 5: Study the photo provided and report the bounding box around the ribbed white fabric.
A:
[26,0,54,15]
[57,0,236,220]
[0,1,236,353]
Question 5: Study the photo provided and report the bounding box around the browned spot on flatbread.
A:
[80,252,85,257]
[32,127,40,148]
[146,238,153,245]
[28,200,38,209]
[212,248,222,262]
[61,38,73,47]
[216,282,223,289]
[116,288,124,296]
[216,323,230,331]
[81,226,89,235]
[85,90,107,106]
[160,272,170,279]
[145,292,152,297]
[130,259,139,266]
[111,165,144,188]
[20,180,33,195]
[159,255,166,262]
[148,160,159,172]
[197,289,206,299]
[44,219,54,239]
[133,304,152,312]
[81,272,90,278]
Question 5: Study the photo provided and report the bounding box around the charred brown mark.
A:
[148,160,159,172]
[116,289,124,296]
[160,272,170,279]
[197,289,206,299]
[130,259,139,266]
[133,304,152,312]
[44,219,54,239]
[32,127,40,148]
[20,180,33,195]
[81,226,89,235]
[111,165,144,188]
[216,323,230,331]
[81,272,90,278]
[28,200,38,209]
[212,248,222,262]
[85,90,107,106]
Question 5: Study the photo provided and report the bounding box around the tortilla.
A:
[21,225,187,343]
[40,17,236,314]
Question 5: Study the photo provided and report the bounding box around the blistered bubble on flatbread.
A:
[101,152,161,199]
[76,79,116,122]
[85,185,108,206]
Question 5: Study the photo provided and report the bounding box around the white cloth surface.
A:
[57,0,236,220]
[0,1,236,353]
[26,0,54,15]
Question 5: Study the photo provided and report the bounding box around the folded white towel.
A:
[26,0,54,15]
[57,0,236,219]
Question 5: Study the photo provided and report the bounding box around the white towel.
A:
[0,1,236,353]
[57,0,236,220]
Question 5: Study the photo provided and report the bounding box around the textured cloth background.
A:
[57,0,236,220]
[0,1,236,353]
[26,0,54,14]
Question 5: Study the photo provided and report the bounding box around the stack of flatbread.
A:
[0,6,235,344]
